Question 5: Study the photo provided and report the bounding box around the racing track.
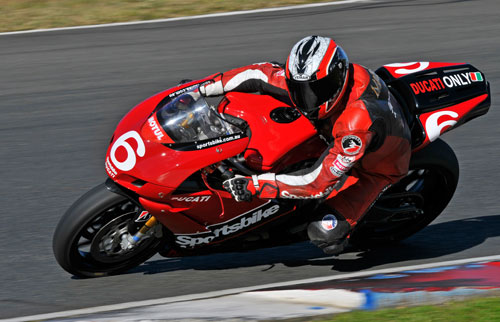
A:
[1,0,499,319]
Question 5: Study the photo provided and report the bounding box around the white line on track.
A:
[4,254,500,322]
[0,0,371,37]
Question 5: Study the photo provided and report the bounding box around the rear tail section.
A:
[376,62,491,150]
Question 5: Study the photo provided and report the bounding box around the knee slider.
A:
[307,210,351,247]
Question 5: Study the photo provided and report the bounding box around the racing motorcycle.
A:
[53,62,490,277]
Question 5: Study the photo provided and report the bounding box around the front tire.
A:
[53,183,164,277]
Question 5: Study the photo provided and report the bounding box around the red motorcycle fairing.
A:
[104,80,316,245]
[376,62,490,150]
[105,77,250,194]
[418,93,489,146]
[380,62,464,79]
[140,189,296,238]
[173,200,297,248]
[220,92,324,172]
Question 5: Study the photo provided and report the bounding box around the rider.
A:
[199,36,411,255]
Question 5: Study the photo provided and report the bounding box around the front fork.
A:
[126,216,158,248]
[104,179,161,249]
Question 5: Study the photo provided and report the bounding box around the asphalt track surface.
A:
[1,0,499,319]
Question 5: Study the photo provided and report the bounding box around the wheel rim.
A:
[368,169,427,228]
[353,165,455,240]
[69,200,158,269]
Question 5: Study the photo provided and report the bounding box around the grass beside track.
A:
[315,296,500,322]
[0,0,340,32]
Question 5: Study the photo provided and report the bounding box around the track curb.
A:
[4,255,500,321]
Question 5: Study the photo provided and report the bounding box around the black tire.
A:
[350,139,459,246]
[53,183,165,277]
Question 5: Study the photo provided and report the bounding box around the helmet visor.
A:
[286,72,341,115]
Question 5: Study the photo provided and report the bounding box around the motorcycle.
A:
[53,61,490,277]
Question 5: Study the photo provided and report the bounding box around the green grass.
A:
[0,0,339,32]
[312,296,500,322]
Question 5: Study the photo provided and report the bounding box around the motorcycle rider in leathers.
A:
[199,36,411,255]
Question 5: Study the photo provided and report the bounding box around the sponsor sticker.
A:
[195,134,242,150]
[333,158,348,171]
[340,155,356,163]
[424,110,458,142]
[174,202,281,247]
[171,196,211,202]
[147,116,164,141]
[341,135,362,155]
[109,131,145,172]
[105,157,117,178]
[442,73,472,88]
[411,72,483,95]
[384,62,430,76]
[168,84,198,98]
[329,166,343,177]
[293,74,311,81]
[135,211,151,222]
[167,133,246,151]
[470,72,483,82]
[329,155,353,177]
[321,214,338,231]
[281,186,333,199]
[410,78,446,95]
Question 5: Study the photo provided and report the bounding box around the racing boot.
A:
[307,209,351,255]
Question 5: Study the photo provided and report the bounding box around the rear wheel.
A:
[53,183,165,277]
[350,139,459,246]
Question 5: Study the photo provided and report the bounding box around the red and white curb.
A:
[4,254,500,322]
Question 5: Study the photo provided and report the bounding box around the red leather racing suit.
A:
[202,62,411,227]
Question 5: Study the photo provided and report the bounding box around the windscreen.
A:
[155,89,242,145]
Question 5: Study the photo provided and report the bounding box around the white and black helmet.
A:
[285,36,349,120]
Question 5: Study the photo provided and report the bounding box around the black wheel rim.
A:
[68,200,158,270]
[353,165,454,241]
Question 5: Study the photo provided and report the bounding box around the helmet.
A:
[285,36,349,120]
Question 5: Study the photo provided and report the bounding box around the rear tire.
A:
[53,183,165,277]
[350,139,459,246]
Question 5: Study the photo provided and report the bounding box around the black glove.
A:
[223,176,257,202]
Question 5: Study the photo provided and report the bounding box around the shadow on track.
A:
[131,215,500,275]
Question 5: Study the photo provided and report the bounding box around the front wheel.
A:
[350,139,459,246]
[53,183,165,277]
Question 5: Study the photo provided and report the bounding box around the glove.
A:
[199,74,224,97]
[223,176,257,202]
